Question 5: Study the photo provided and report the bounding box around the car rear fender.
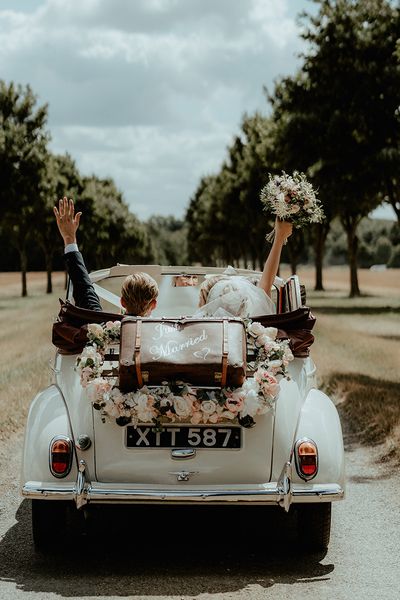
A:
[21,384,94,485]
[292,388,345,488]
[270,374,304,481]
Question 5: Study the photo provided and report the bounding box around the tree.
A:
[186,175,223,265]
[186,116,276,270]
[297,0,400,296]
[0,81,49,296]
[146,215,188,265]
[268,0,400,295]
[268,73,336,289]
[77,176,152,269]
[37,153,83,293]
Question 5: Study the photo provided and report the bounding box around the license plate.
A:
[126,425,241,449]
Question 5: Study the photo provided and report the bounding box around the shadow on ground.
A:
[0,500,333,597]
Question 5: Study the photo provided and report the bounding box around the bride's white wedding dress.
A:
[194,273,275,319]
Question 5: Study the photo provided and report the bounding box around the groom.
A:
[54,197,158,316]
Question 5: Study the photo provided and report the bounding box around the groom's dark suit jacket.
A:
[64,251,103,312]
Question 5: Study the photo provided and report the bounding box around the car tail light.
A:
[49,436,73,478]
[295,438,318,481]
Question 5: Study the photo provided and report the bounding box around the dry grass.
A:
[325,374,400,461]
[0,273,64,440]
[312,312,400,463]
[281,265,400,311]
[0,269,399,464]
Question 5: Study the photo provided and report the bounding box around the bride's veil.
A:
[194,267,275,318]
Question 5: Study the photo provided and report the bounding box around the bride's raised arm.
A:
[259,219,293,297]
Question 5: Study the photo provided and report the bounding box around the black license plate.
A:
[126,425,241,449]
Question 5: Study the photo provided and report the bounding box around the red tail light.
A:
[295,438,318,481]
[49,437,73,478]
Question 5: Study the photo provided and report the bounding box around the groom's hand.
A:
[53,197,82,246]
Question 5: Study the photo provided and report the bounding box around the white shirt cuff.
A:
[64,243,79,254]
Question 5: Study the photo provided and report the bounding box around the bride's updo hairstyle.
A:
[197,270,267,318]
[198,274,260,308]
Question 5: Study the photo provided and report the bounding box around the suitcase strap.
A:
[134,320,143,388]
[220,318,229,388]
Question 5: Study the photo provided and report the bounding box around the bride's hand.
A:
[274,218,292,242]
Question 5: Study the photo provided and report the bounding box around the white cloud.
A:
[0,0,311,219]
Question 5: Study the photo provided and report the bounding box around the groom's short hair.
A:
[121,273,158,315]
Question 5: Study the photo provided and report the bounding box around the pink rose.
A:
[191,411,202,424]
[226,395,244,414]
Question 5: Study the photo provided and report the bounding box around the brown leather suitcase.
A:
[119,317,247,392]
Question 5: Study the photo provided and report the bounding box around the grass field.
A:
[1,267,399,461]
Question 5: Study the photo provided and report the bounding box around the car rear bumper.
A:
[22,459,344,509]
[23,482,343,503]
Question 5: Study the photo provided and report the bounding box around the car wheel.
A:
[32,499,85,552]
[296,502,331,551]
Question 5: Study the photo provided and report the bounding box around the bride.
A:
[195,219,292,318]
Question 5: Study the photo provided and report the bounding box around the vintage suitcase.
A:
[119,317,247,392]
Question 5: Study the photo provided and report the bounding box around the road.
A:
[0,432,399,600]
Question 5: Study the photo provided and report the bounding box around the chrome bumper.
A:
[22,461,344,510]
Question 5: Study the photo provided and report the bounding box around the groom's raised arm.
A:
[54,197,102,312]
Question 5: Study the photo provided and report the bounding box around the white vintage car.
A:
[21,265,345,551]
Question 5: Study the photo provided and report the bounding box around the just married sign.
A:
[118,317,247,391]
[149,322,210,361]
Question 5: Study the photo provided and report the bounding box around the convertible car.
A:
[21,265,345,551]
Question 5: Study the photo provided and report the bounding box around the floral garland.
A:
[75,320,293,429]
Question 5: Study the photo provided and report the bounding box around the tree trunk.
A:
[342,216,361,297]
[314,223,330,291]
[286,245,298,275]
[19,248,28,297]
[386,178,400,226]
[45,253,53,294]
[286,230,305,276]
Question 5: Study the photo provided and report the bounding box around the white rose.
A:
[284,347,294,362]
[200,400,218,415]
[241,378,260,394]
[122,392,136,408]
[173,396,193,418]
[160,397,173,409]
[263,327,278,340]
[256,333,275,348]
[87,323,104,337]
[102,399,122,418]
[248,322,265,337]
[268,359,282,368]
[111,387,125,403]
[240,390,261,418]
[221,410,236,420]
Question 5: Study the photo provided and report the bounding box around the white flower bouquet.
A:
[260,171,324,242]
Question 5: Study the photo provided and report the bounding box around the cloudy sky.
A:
[0,0,392,221]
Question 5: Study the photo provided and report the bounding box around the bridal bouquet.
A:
[260,171,324,241]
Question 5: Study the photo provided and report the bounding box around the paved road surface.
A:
[0,433,399,600]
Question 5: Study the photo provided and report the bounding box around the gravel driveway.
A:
[0,432,399,600]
